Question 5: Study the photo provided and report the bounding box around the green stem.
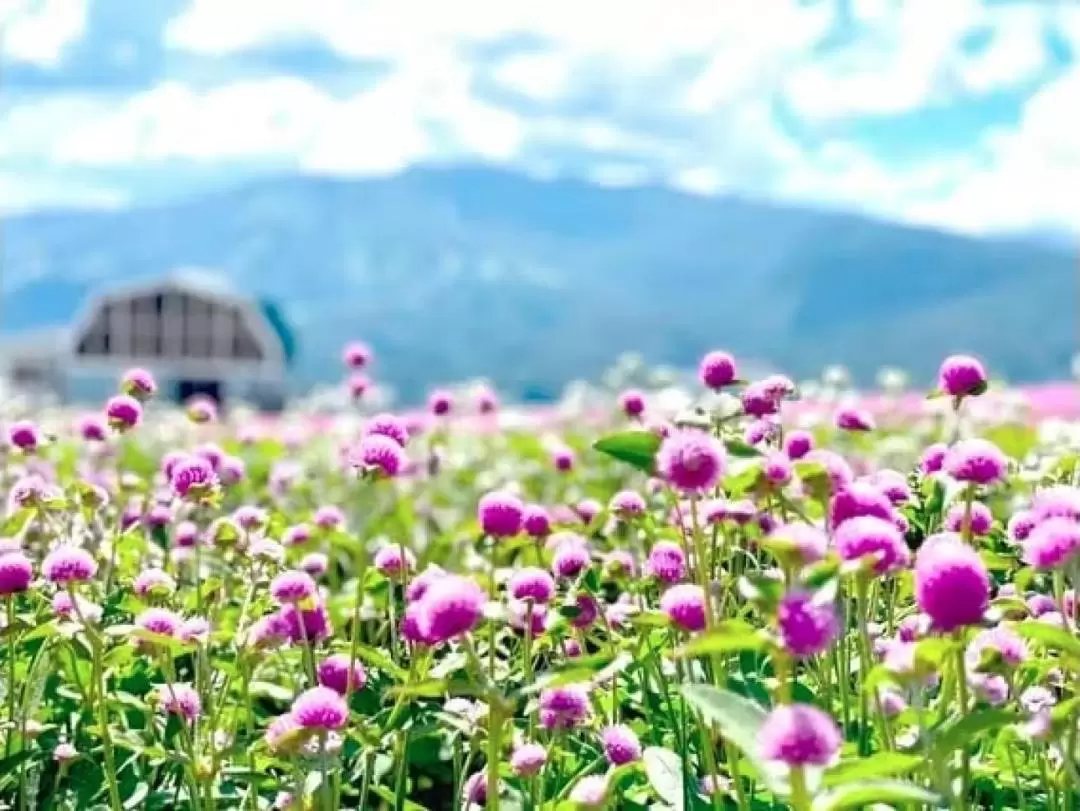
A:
[953,636,971,809]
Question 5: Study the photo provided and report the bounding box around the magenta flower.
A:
[415,575,486,644]
[601,724,642,765]
[156,683,201,721]
[135,607,182,639]
[945,502,993,536]
[915,539,989,632]
[42,546,97,585]
[270,570,318,604]
[834,516,910,576]
[132,568,176,598]
[539,683,591,730]
[291,686,349,731]
[105,395,142,431]
[0,552,33,596]
[342,341,372,370]
[834,407,874,432]
[1023,517,1080,570]
[477,490,524,538]
[351,434,406,479]
[552,542,591,580]
[646,541,687,584]
[619,389,646,419]
[522,504,551,537]
[609,489,646,518]
[278,600,332,644]
[759,704,841,767]
[317,653,367,694]
[828,482,895,531]
[510,742,547,777]
[120,367,157,400]
[660,584,707,632]
[943,439,1008,486]
[7,420,41,452]
[699,350,737,390]
[170,455,218,501]
[428,389,454,417]
[509,568,556,604]
[363,414,410,447]
[373,544,416,576]
[784,430,814,460]
[656,430,726,494]
[777,591,838,658]
[938,354,988,398]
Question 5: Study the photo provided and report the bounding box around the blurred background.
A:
[0,0,1077,411]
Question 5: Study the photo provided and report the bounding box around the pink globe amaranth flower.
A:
[248,614,289,650]
[234,505,267,532]
[944,439,1008,486]
[374,544,416,576]
[193,442,225,472]
[291,686,349,731]
[318,653,367,694]
[300,553,329,578]
[563,638,583,658]
[552,542,591,580]
[7,420,41,452]
[178,617,210,645]
[105,395,142,431]
[313,505,345,531]
[610,489,646,518]
[552,447,575,473]
[915,539,989,632]
[170,455,218,501]
[601,724,642,765]
[143,504,172,530]
[834,516,910,576]
[429,389,453,417]
[699,350,737,390]
[1032,486,1080,523]
[78,414,107,442]
[406,566,446,603]
[278,601,332,644]
[186,396,217,424]
[870,469,911,505]
[416,575,486,644]
[509,600,548,635]
[174,521,200,548]
[509,567,556,604]
[805,449,853,491]
[784,430,814,460]
[539,683,591,730]
[777,591,838,658]
[745,418,778,447]
[762,452,792,486]
[656,429,726,494]
[604,550,636,577]
[576,499,601,524]
[478,490,524,538]
[619,389,646,418]
[351,434,406,479]
[363,414,410,447]
[768,522,828,565]
[938,354,988,398]
[53,742,78,763]
[0,552,33,596]
[759,704,841,767]
[660,584,707,632]
[741,382,780,418]
[283,524,313,547]
[646,540,687,584]
[569,775,609,810]
[342,341,372,370]
[265,714,303,754]
[835,406,874,432]
[1023,517,1080,570]
[945,501,993,536]
[522,504,551,537]
[510,742,547,777]
[135,607,182,639]
[475,385,499,415]
[156,683,201,721]
[218,456,246,486]
[920,443,948,475]
[828,481,895,531]
[1027,593,1056,617]
[120,367,157,400]
[347,373,371,400]
[401,603,430,646]
[42,545,97,585]
[270,570,319,603]
[966,625,1028,672]
[133,568,176,598]
[568,593,599,629]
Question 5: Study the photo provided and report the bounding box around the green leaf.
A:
[724,439,762,458]
[681,684,780,790]
[350,644,409,682]
[642,747,684,811]
[812,780,939,811]
[676,622,771,659]
[933,708,1019,757]
[823,753,924,787]
[593,431,662,474]
[1016,621,1080,660]
[249,681,293,703]
[123,782,149,810]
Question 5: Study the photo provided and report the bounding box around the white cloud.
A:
[0,170,126,213]
[1,0,87,67]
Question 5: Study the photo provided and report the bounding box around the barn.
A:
[1,270,295,411]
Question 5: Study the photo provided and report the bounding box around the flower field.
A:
[2,349,1080,811]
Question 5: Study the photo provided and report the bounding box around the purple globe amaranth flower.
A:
[609,489,646,518]
[1023,517,1080,570]
[522,504,551,537]
[462,773,489,807]
[363,413,410,447]
[552,446,575,473]
[699,350,738,390]
[1031,486,1080,523]
[78,414,108,442]
[405,566,446,603]
[768,522,828,566]
[966,625,1028,673]
[745,417,778,447]
[759,704,842,767]
[291,686,349,731]
[313,505,345,531]
[174,521,200,548]
[805,449,854,491]
[915,538,989,632]
[170,455,218,501]
[604,550,636,578]
[938,354,988,398]
[478,490,524,538]
[135,607,182,639]
[300,553,329,578]
[42,545,97,585]
[660,584,707,632]
[656,429,726,494]
[619,389,646,419]
[568,593,599,629]
[509,567,556,604]
[777,591,839,658]
[552,541,591,580]
[428,389,453,417]
[475,385,499,415]
[156,683,201,721]
[835,406,875,432]
[7,420,41,452]
[509,600,549,635]
[120,367,157,400]
[347,373,371,399]
[539,683,591,730]
[342,340,372,370]
[178,617,210,645]
[318,653,367,694]
[784,430,814,460]
[575,498,601,524]
[921,443,948,475]
[568,775,609,810]
[0,552,33,596]
[869,469,911,505]
[762,452,793,486]
[278,600,332,644]
[834,516,910,576]
[944,439,1008,486]
[601,724,642,765]
[741,382,780,418]
[270,570,319,604]
[186,396,218,424]
[283,524,313,547]
[646,540,687,584]
[510,742,547,777]
[374,544,416,576]
[133,568,176,598]
[945,501,993,537]
[265,714,303,754]
[828,482,896,531]
[105,395,142,431]
[415,575,486,644]
[351,434,406,479]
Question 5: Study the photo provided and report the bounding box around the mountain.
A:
[1,165,1075,402]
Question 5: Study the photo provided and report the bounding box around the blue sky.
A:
[2,0,1078,235]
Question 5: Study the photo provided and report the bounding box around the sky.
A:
[1,0,1078,236]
